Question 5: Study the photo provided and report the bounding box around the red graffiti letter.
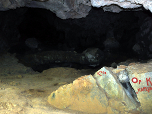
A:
[146,78,152,86]
[139,80,141,84]
[97,71,102,76]
[136,88,141,94]
[147,87,152,92]
[141,87,146,92]
[132,77,138,83]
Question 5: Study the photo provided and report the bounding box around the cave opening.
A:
[1,7,152,72]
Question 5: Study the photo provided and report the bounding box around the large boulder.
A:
[48,75,109,113]
[47,62,152,113]
[127,62,152,114]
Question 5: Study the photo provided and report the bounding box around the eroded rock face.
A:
[0,0,152,19]
[48,63,152,113]
[48,75,109,113]
[127,63,152,114]
[19,48,104,71]
[0,0,91,19]
[91,0,152,13]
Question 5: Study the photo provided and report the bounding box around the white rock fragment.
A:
[117,69,129,83]
[91,0,152,13]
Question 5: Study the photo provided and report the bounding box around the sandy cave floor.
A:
[0,53,97,114]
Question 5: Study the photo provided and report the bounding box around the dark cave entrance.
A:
[18,8,62,50]
[1,7,152,72]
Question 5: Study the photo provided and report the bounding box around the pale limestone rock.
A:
[127,63,152,114]
[48,63,152,113]
[48,67,141,113]
[94,67,139,111]
[48,75,108,113]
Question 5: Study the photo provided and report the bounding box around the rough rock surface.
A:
[0,53,98,114]
[0,0,152,19]
[127,62,152,114]
[48,63,152,113]
[48,75,109,113]
[0,53,34,76]
[19,48,104,69]
[0,0,91,19]
[91,0,152,13]
[91,0,141,8]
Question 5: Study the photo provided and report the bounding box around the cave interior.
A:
[0,6,152,72]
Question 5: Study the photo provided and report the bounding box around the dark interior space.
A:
[0,7,152,72]
[0,1,152,113]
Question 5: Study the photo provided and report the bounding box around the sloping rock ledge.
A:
[48,62,152,114]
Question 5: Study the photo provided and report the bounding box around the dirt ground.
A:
[0,53,97,114]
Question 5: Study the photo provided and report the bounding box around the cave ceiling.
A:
[0,0,151,19]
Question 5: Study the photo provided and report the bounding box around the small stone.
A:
[25,38,39,49]
[16,75,23,79]
[9,81,20,86]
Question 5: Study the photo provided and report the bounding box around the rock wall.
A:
[0,0,152,19]
[0,0,91,19]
